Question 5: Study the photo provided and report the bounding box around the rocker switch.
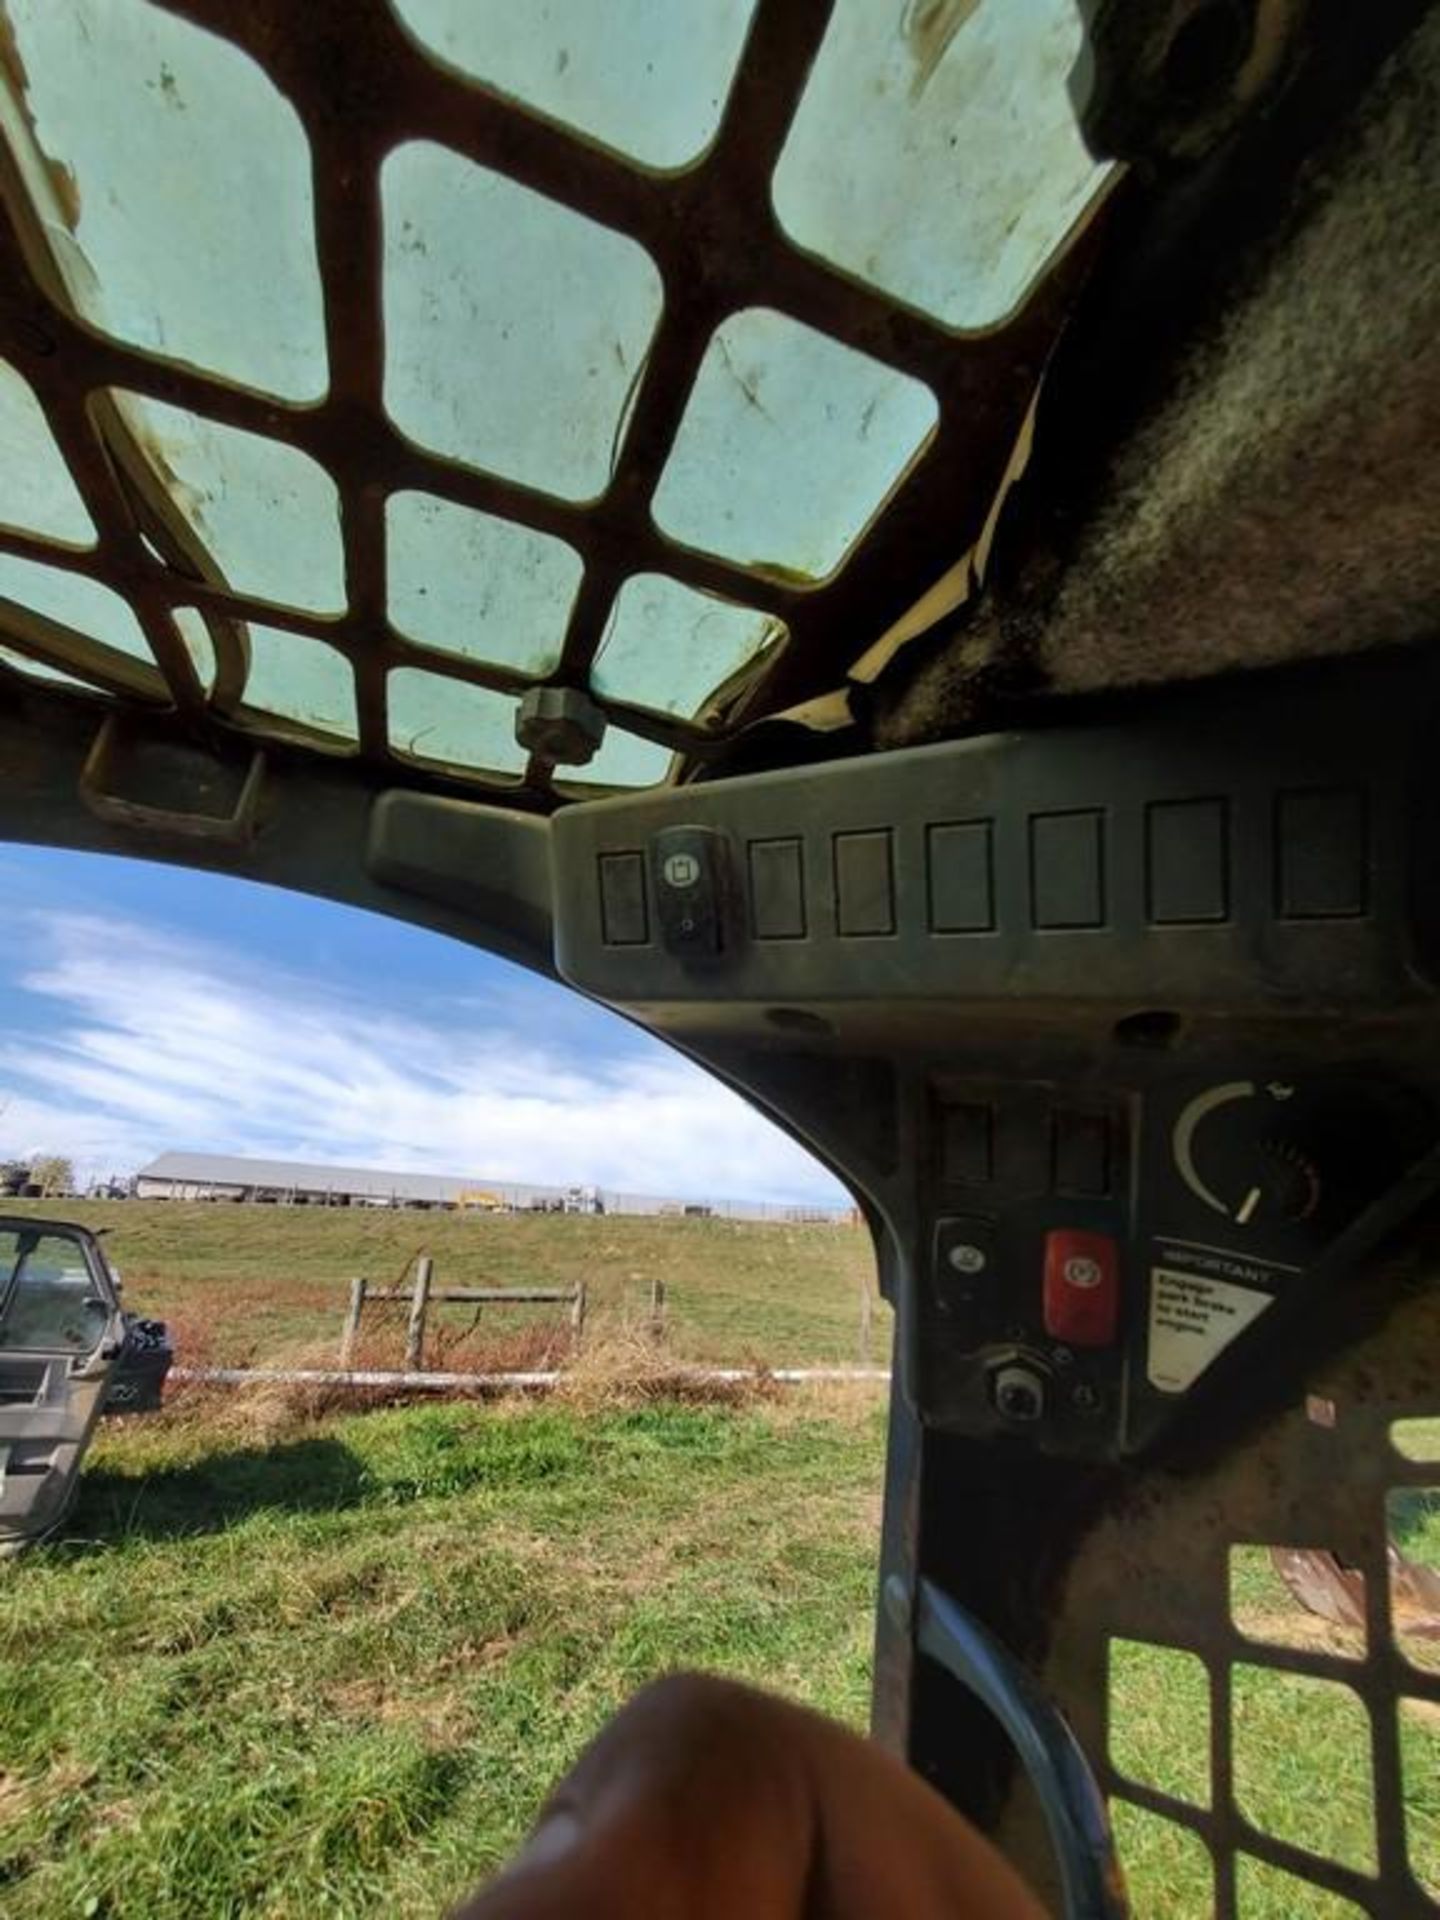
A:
[653,827,730,961]
[1043,1229,1120,1348]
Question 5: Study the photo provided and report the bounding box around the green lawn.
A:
[0,1394,885,1918]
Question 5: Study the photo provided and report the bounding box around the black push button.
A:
[934,1215,1000,1315]
[652,827,731,960]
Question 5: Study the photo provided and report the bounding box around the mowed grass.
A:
[0,1391,887,1918]
[3,1202,882,1372]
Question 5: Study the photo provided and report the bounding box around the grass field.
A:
[1,1201,881,1372]
[0,1390,886,1918]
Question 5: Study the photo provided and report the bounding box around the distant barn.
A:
[132,1152,849,1224]
[135,1151,477,1210]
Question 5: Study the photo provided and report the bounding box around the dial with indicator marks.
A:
[1251,1139,1322,1223]
[1172,1080,1323,1229]
[1168,1076,1436,1238]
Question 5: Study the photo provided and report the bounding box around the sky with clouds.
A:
[0,845,847,1207]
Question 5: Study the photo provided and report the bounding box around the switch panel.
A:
[917,1079,1132,1456]
[552,652,1433,1016]
[544,653,1440,1467]
[913,1060,1438,1459]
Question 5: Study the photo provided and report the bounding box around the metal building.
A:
[132,1152,849,1223]
[135,1152,471,1208]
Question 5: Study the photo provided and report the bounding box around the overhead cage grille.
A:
[0,0,1112,802]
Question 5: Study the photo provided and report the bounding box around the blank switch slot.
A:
[927,820,994,932]
[1275,789,1368,919]
[749,837,805,940]
[941,1102,993,1184]
[834,829,895,936]
[1030,809,1105,929]
[598,851,648,946]
[1147,798,1229,924]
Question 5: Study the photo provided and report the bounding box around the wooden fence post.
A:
[648,1277,667,1343]
[405,1256,433,1371]
[571,1280,587,1351]
[339,1276,367,1366]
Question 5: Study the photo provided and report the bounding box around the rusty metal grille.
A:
[0,0,1108,807]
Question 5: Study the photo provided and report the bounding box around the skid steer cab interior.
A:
[0,0,1436,1911]
[0,1219,173,1553]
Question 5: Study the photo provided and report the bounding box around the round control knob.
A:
[991,1363,1046,1423]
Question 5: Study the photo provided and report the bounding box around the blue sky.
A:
[0,844,846,1207]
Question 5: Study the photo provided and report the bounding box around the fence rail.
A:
[338,1257,587,1368]
[361,1287,582,1304]
[172,1364,891,1393]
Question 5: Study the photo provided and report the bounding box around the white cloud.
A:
[0,910,849,1206]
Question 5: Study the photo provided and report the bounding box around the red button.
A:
[1043,1229,1119,1347]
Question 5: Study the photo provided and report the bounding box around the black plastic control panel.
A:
[546,654,1440,1463]
[912,1063,1437,1459]
[553,658,1440,1022]
[917,1078,1135,1457]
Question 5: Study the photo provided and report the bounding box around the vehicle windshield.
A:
[0,1228,111,1355]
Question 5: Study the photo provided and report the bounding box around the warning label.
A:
[1152,1239,1292,1290]
[1147,1269,1273,1393]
